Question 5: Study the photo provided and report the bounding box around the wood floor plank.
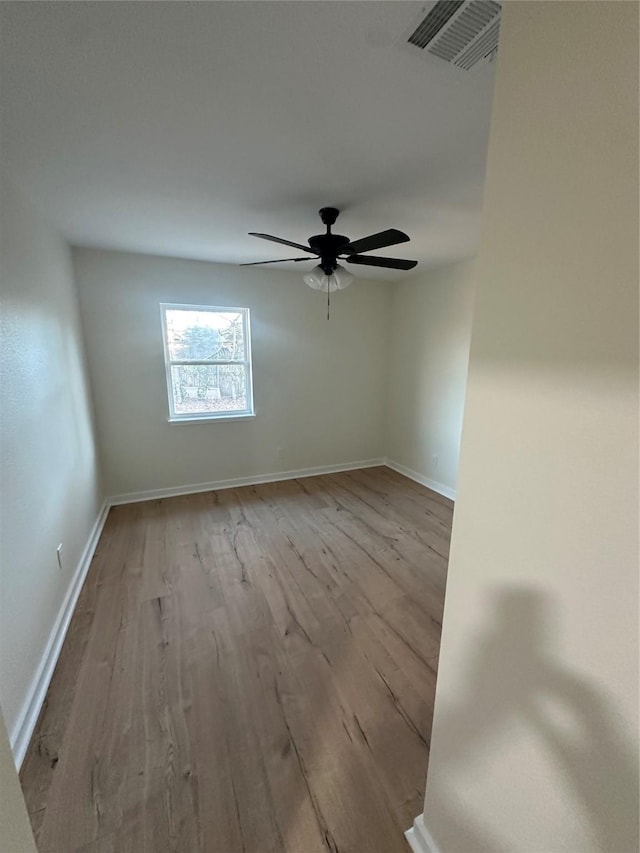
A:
[21,467,452,852]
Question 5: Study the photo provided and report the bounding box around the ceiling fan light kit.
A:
[303,264,353,293]
[242,207,418,318]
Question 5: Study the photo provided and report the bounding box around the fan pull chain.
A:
[327,280,330,320]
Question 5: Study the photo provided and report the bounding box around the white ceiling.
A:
[0,1,498,281]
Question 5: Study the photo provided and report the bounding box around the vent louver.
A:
[408,0,501,71]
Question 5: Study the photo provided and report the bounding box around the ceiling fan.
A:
[242,207,418,316]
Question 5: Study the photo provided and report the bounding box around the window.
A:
[160,304,254,422]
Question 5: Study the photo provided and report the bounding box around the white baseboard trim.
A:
[384,458,456,502]
[108,458,386,506]
[405,815,441,853]
[10,500,110,769]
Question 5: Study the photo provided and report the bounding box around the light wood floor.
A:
[20,467,452,853]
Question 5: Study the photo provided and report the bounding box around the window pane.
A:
[170,364,249,416]
[165,309,245,361]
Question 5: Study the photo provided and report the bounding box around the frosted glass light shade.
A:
[303,264,354,293]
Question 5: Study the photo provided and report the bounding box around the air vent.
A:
[408,0,501,71]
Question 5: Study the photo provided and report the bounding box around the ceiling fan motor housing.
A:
[308,232,351,274]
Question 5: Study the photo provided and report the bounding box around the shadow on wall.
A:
[427,587,639,853]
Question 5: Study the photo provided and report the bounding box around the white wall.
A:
[0,710,36,852]
[73,248,390,498]
[0,177,102,747]
[419,3,639,852]
[386,262,475,497]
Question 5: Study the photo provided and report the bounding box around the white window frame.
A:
[160,303,255,423]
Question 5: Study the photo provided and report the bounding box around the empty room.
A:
[0,3,638,853]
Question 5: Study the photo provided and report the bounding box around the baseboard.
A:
[108,458,386,506]
[10,500,110,769]
[405,815,441,853]
[384,458,456,502]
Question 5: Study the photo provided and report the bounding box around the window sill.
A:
[168,412,256,425]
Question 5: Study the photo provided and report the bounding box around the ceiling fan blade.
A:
[347,228,410,254]
[249,232,316,254]
[240,257,315,266]
[346,254,418,270]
